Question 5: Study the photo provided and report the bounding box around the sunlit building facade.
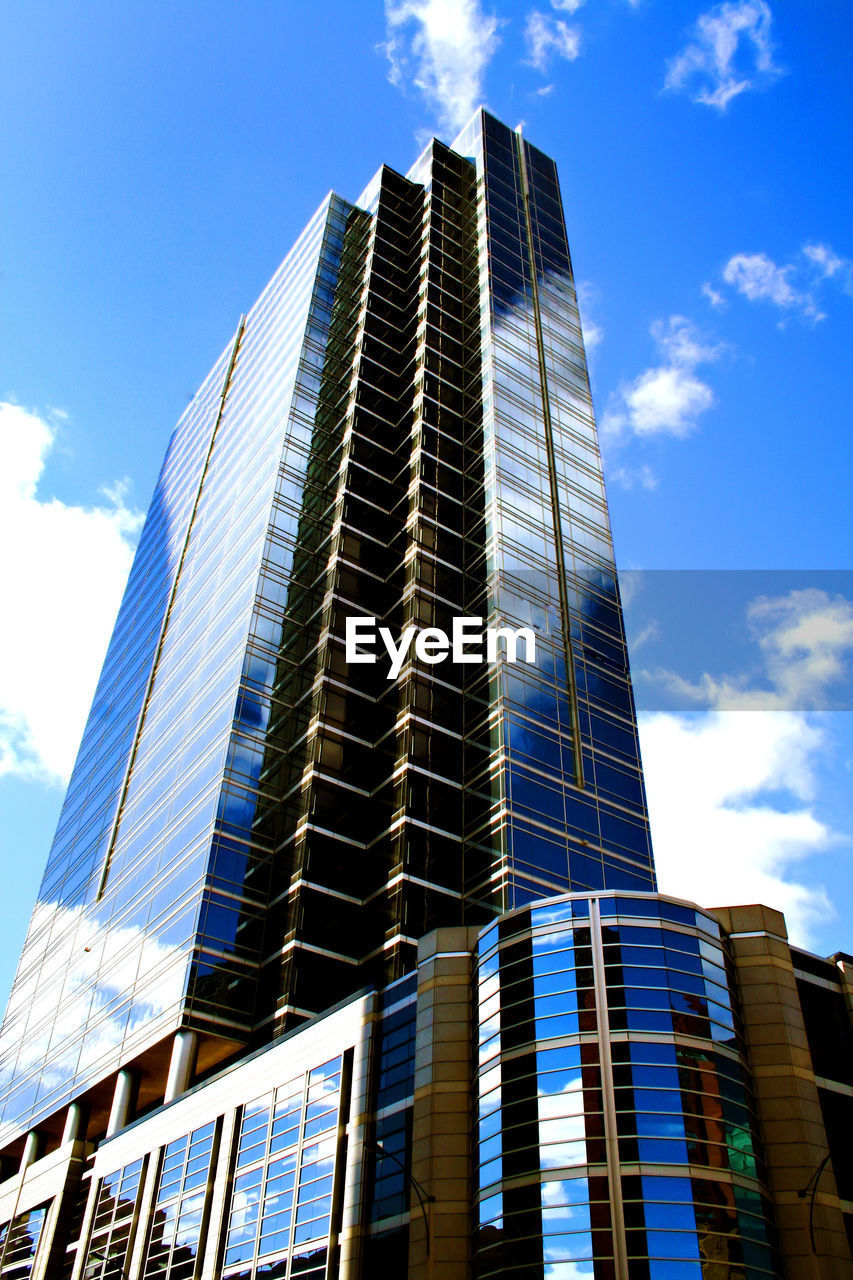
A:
[0,111,849,1280]
[473,895,776,1279]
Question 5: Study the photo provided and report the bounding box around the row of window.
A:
[73,1055,344,1280]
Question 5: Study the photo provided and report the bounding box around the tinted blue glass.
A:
[634,1089,683,1115]
[632,1065,679,1089]
[647,1230,702,1259]
[0,194,354,1139]
[534,970,579,998]
[644,1201,696,1231]
[641,1177,693,1202]
[478,1192,502,1226]
[626,1010,673,1033]
[638,1138,689,1164]
[630,1043,677,1067]
[535,1012,581,1040]
[648,1260,702,1279]
[636,1114,688,1139]
[537,1044,583,1073]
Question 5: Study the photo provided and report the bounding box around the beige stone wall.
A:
[0,1139,89,1280]
[711,904,853,1279]
[408,927,479,1280]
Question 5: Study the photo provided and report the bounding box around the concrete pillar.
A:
[408,926,480,1280]
[20,1129,42,1172]
[164,1029,199,1103]
[834,951,853,1019]
[106,1069,138,1138]
[61,1102,86,1146]
[124,1156,160,1280]
[711,905,853,1279]
[198,1110,240,1280]
[336,996,378,1280]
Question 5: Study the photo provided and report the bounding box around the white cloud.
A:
[665,0,783,111]
[655,315,722,367]
[640,588,853,947]
[723,251,797,306]
[608,364,711,438]
[702,281,727,309]
[581,315,603,353]
[659,589,853,712]
[631,618,660,650]
[550,0,585,11]
[640,709,834,948]
[609,464,659,492]
[802,241,853,294]
[601,316,722,442]
[525,11,582,72]
[722,250,823,320]
[803,242,845,279]
[712,241,851,322]
[575,280,603,354]
[752,590,853,707]
[382,0,502,133]
[0,402,142,785]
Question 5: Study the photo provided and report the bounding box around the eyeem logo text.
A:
[345,616,536,680]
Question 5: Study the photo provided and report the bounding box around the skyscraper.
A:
[0,110,849,1280]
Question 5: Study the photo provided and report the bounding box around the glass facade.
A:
[0,1204,48,1280]
[453,113,654,916]
[3,107,838,1280]
[474,893,780,1279]
[0,194,357,1142]
[223,1056,343,1279]
[142,1122,217,1280]
[84,1157,145,1280]
[37,997,369,1280]
[364,975,417,1272]
[0,109,654,1148]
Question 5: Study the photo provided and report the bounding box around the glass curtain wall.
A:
[455,111,654,916]
[0,197,355,1141]
[474,893,780,1280]
[0,108,660,1145]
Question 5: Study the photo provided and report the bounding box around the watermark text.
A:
[345,616,536,679]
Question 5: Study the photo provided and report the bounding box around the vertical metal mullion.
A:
[136,1146,167,1280]
[325,1049,353,1280]
[252,1099,275,1280]
[96,316,246,901]
[191,1122,221,1280]
[118,1154,149,1280]
[163,1140,188,1279]
[208,1103,244,1280]
[68,1161,101,1280]
[514,131,585,790]
[285,1070,311,1280]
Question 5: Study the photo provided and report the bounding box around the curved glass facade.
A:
[474,892,780,1279]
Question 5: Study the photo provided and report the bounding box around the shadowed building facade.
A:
[0,111,849,1280]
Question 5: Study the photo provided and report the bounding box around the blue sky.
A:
[1,0,852,1001]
